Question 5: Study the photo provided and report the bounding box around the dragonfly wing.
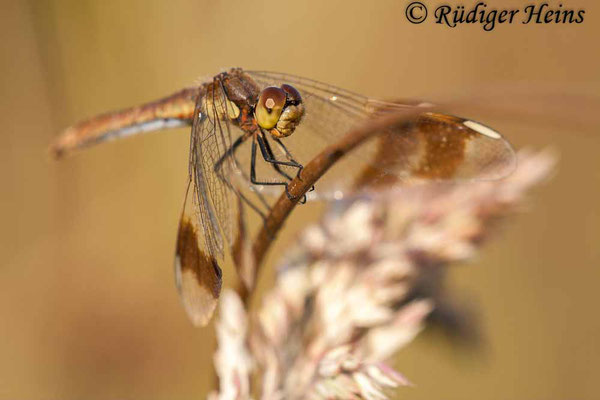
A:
[174,79,239,326]
[174,181,222,326]
[195,77,239,250]
[246,71,516,199]
[351,113,517,190]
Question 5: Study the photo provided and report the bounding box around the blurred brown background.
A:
[1,0,599,399]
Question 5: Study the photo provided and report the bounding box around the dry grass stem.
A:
[212,150,556,400]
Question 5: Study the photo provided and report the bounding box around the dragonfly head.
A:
[255,84,305,138]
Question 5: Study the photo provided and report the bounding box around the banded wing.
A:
[175,181,222,326]
[174,77,240,326]
[246,71,516,199]
[351,113,517,189]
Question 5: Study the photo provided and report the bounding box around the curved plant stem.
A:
[237,109,422,303]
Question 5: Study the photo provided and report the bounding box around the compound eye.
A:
[281,84,302,105]
[256,87,286,129]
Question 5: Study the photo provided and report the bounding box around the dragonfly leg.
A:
[257,134,311,201]
[251,135,307,204]
[256,133,304,172]
[259,134,294,181]
[272,137,315,193]
[258,135,310,201]
[250,136,289,187]
[213,135,268,220]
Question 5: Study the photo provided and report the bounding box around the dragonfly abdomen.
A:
[51,86,202,158]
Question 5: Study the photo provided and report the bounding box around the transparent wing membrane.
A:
[174,181,222,326]
[246,71,516,200]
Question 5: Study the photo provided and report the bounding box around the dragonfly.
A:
[51,68,516,326]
